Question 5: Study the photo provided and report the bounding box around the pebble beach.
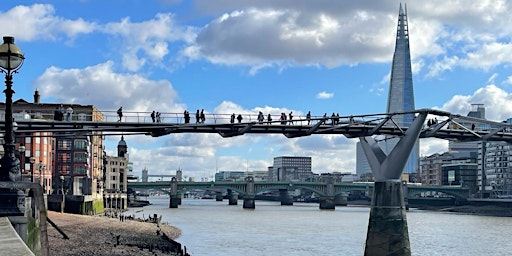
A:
[47,211,186,256]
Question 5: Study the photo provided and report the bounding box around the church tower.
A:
[117,135,128,158]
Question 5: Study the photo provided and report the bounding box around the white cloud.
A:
[0,4,96,41]
[442,84,512,121]
[316,91,333,99]
[32,61,185,114]
[102,13,197,71]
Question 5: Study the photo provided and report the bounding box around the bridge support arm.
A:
[360,112,427,181]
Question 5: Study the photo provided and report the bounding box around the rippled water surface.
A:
[126,197,512,256]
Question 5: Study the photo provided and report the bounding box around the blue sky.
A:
[2,1,512,180]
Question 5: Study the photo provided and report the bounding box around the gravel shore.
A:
[47,211,186,256]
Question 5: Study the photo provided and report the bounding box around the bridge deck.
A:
[6,108,512,142]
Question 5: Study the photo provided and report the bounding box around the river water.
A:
[125,197,512,256]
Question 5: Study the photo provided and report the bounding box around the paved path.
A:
[0,217,34,256]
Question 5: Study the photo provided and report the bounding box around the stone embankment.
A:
[47,211,189,256]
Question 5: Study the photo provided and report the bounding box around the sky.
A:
[2,0,512,180]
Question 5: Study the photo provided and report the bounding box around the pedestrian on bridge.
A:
[66,106,73,121]
[230,113,235,124]
[257,111,264,124]
[289,111,294,124]
[267,114,272,123]
[237,114,243,123]
[200,109,206,124]
[306,111,311,125]
[195,109,200,124]
[184,110,190,123]
[117,107,123,122]
[151,111,156,123]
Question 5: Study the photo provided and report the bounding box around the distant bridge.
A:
[127,180,470,204]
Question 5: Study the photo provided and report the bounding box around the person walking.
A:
[195,109,200,124]
[117,107,123,122]
[200,109,206,124]
[230,113,235,124]
[306,111,311,125]
[151,111,156,123]
[267,114,272,123]
[184,110,190,123]
[66,106,73,121]
[288,111,294,125]
[156,112,161,123]
[257,111,264,124]
[237,114,243,123]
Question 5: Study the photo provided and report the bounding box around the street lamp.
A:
[60,176,65,213]
[18,143,25,180]
[29,156,35,182]
[0,36,25,216]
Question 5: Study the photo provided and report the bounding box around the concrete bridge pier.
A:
[319,176,335,210]
[169,177,180,208]
[227,189,238,205]
[319,196,335,210]
[169,194,180,208]
[364,181,409,255]
[335,194,348,206]
[243,196,255,209]
[360,112,426,256]
[243,176,255,209]
[215,191,223,201]
[279,189,293,205]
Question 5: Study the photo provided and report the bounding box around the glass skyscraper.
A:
[385,3,419,174]
[356,4,419,175]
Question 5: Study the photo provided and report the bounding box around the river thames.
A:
[126,197,512,256]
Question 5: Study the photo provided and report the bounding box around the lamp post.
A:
[0,36,25,216]
[18,143,25,180]
[60,175,65,213]
[29,156,35,182]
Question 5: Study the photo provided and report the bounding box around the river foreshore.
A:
[47,211,187,256]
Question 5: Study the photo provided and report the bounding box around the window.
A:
[74,152,88,163]
[74,140,88,150]
[58,140,72,150]
[25,137,31,144]
[57,153,71,162]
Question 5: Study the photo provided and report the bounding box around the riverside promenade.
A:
[47,211,185,256]
[0,217,34,256]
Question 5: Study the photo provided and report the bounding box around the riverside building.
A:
[0,90,105,214]
[268,156,312,181]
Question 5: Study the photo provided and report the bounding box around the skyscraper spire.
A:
[387,3,414,125]
[385,3,418,174]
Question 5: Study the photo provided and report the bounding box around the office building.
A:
[269,156,312,181]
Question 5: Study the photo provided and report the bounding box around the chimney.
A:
[34,89,40,104]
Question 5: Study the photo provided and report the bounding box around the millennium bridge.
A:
[5,107,512,256]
